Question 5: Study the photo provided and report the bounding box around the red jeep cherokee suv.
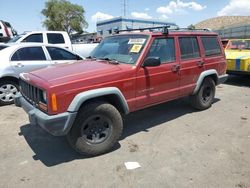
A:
[15,27,228,156]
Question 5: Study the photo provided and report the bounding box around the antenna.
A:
[121,0,128,17]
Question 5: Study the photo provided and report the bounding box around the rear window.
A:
[11,47,46,61]
[47,33,65,44]
[201,37,221,56]
[4,22,11,27]
[179,37,200,60]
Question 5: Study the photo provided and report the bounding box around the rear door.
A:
[10,46,49,76]
[178,36,204,96]
[46,46,81,65]
[135,36,180,109]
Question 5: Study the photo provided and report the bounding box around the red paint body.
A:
[26,31,226,115]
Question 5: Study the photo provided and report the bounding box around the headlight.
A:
[39,90,47,104]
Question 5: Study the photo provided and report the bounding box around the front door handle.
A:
[197,61,204,67]
[171,64,180,73]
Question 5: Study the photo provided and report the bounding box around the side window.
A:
[47,33,65,44]
[202,37,222,56]
[47,47,79,60]
[11,47,46,61]
[146,38,175,63]
[23,34,43,43]
[179,37,200,60]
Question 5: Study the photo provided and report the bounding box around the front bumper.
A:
[15,93,77,136]
[218,74,228,84]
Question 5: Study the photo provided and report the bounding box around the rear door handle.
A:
[197,61,204,67]
[15,63,24,68]
[171,64,180,73]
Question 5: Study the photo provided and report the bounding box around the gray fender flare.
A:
[192,69,218,94]
[67,87,129,114]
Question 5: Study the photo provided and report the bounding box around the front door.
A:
[135,37,180,110]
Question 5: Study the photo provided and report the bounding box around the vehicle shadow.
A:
[19,97,220,167]
[224,75,250,87]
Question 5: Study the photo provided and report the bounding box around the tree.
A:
[187,24,196,30]
[41,0,88,35]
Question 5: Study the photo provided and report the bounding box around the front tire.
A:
[190,77,215,110]
[67,101,123,156]
[0,80,19,106]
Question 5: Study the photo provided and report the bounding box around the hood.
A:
[225,50,250,60]
[29,60,130,86]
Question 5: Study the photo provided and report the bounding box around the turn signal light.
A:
[51,93,58,111]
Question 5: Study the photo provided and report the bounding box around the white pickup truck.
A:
[6,31,98,57]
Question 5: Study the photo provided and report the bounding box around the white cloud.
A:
[91,12,114,22]
[217,0,250,16]
[131,12,152,19]
[159,14,169,20]
[144,8,150,11]
[156,0,206,15]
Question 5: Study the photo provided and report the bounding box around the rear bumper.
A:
[218,74,228,84]
[227,70,250,75]
[14,93,77,136]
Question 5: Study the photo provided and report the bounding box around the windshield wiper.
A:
[98,57,120,64]
[86,55,96,60]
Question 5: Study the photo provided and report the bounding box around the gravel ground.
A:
[0,75,249,188]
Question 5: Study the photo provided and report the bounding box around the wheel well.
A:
[0,76,19,85]
[79,94,127,114]
[206,74,218,85]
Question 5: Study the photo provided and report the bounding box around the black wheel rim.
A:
[202,85,212,103]
[80,115,113,144]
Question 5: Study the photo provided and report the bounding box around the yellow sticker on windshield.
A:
[130,44,142,53]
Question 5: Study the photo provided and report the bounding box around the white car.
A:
[0,43,83,105]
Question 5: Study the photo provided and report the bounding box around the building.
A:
[71,32,99,44]
[97,17,178,37]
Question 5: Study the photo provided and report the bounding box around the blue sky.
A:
[0,0,249,34]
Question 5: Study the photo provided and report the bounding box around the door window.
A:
[23,34,43,43]
[146,38,175,63]
[179,37,200,60]
[11,47,46,61]
[47,47,79,60]
[47,33,65,44]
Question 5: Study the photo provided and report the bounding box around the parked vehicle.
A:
[15,27,228,156]
[0,44,9,50]
[225,39,250,75]
[0,20,16,42]
[0,43,83,105]
[7,31,98,57]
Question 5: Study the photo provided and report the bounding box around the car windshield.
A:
[90,34,148,64]
[226,39,250,50]
[7,35,23,43]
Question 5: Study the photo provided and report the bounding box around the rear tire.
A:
[190,77,215,110]
[67,101,123,156]
[0,80,19,106]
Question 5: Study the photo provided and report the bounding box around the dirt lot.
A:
[0,76,250,188]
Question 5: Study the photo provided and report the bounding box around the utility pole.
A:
[121,0,128,18]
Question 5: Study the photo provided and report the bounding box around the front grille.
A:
[19,79,42,106]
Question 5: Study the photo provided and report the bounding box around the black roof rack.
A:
[114,26,212,35]
[114,25,170,35]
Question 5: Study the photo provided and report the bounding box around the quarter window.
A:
[11,47,46,61]
[201,37,221,56]
[179,37,200,60]
[47,47,79,60]
[23,34,43,43]
[146,38,176,63]
[47,33,65,44]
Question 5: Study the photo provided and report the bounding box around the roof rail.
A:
[114,25,171,35]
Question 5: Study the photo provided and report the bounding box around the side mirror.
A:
[142,57,161,67]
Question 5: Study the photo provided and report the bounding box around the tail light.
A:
[3,22,10,37]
